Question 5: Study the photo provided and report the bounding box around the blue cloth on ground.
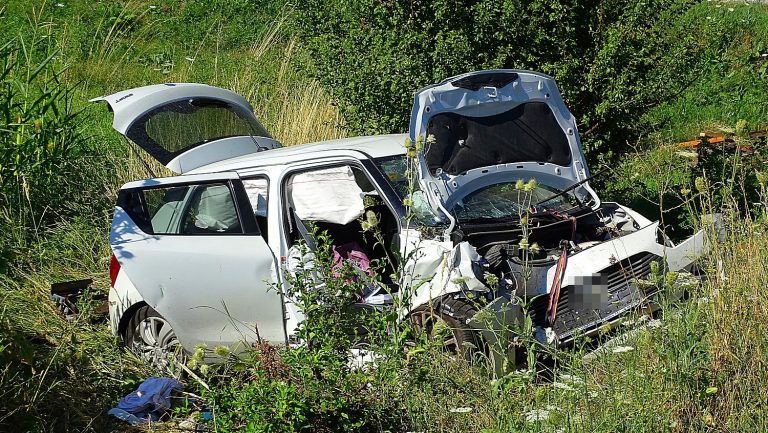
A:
[108,377,185,424]
[107,408,144,426]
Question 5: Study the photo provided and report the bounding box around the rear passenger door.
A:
[110,172,285,349]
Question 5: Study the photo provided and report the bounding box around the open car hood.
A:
[91,83,281,174]
[408,70,597,215]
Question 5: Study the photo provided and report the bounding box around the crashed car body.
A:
[97,70,707,367]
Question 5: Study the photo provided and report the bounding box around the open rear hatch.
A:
[409,70,598,214]
[92,83,281,174]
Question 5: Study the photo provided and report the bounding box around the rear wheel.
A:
[410,297,481,358]
[123,305,186,371]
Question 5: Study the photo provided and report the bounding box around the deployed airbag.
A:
[289,166,365,225]
[243,178,269,217]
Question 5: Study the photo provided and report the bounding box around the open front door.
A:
[110,172,285,349]
[92,83,281,174]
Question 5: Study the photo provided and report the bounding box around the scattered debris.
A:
[674,129,767,158]
[49,279,107,321]
[449,407,473,413]
[178,418,197,430]
[552,381,576,391]
[524,405,556,423]
[612,346,635,353]
[558,374,585,386]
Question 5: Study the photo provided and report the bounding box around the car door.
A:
[110,171,286,350]
[91,83,281,174]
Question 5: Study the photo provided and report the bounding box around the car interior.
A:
[285,164,400,292]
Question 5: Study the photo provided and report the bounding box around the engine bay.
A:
[452,203,643,297]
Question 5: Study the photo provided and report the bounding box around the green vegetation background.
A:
[1,0,767,432]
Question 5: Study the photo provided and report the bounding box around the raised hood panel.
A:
[91,83,281,174]
[408,70,594,213]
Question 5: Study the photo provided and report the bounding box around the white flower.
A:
[149,5,157,9]
[612,345,634,353]
[56,3,65,6]
[728,7,734,12]
[525,405,556,423]
[553,382,575,391]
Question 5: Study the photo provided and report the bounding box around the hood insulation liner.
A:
[425,101,571,176]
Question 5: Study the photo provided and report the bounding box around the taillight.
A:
[109,254,120,287]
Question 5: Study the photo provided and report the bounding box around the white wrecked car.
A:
[95,70,707,368]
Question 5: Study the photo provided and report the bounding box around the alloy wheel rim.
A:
[131,316,184,370]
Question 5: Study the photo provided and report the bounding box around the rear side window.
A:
[119,182,243,235]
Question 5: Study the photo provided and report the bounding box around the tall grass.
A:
[217,19,346,146]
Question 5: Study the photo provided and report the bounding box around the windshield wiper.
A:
[533,168,606,207]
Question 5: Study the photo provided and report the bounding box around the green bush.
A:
[0,36,91,274]
[293,0,706,159]
[199,231,407,432]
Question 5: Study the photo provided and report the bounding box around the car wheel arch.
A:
[118,300,149,340]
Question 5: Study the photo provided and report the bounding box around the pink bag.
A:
[332,242,372,277]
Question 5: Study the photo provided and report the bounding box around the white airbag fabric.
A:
[242,178,269,217]
[194,184,239,231]
[289,166,364,225]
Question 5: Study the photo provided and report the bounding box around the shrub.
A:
[293,0,706,160]
[199,231,407,432]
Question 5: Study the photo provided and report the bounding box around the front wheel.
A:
[123,305,186,371]
[409,297,481,359]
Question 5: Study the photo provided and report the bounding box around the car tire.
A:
[410,297,481,359]
[123,305,186,371]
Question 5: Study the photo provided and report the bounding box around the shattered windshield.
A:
[452,181,577,221]
[374,156,579,224]
[374,156,444,226]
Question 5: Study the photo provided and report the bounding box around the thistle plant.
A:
[515,178,538,293]
[401,135,428,224]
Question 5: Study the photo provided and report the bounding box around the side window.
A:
[287,165,365,227]
[284,163,399,286]
[180,184,241,234]
[144,186,189,234]
[119,182,243,235]
[242,178,268,217]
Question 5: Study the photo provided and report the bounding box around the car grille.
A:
[529,252,662,342]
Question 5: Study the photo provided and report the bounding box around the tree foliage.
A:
[294,0,705,160]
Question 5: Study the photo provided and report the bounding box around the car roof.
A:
[188,133,408,174]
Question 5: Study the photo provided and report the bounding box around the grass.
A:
[1,0,768,431]
[642,1,768,142]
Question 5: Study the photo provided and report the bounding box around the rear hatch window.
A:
[126,98,271,165]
